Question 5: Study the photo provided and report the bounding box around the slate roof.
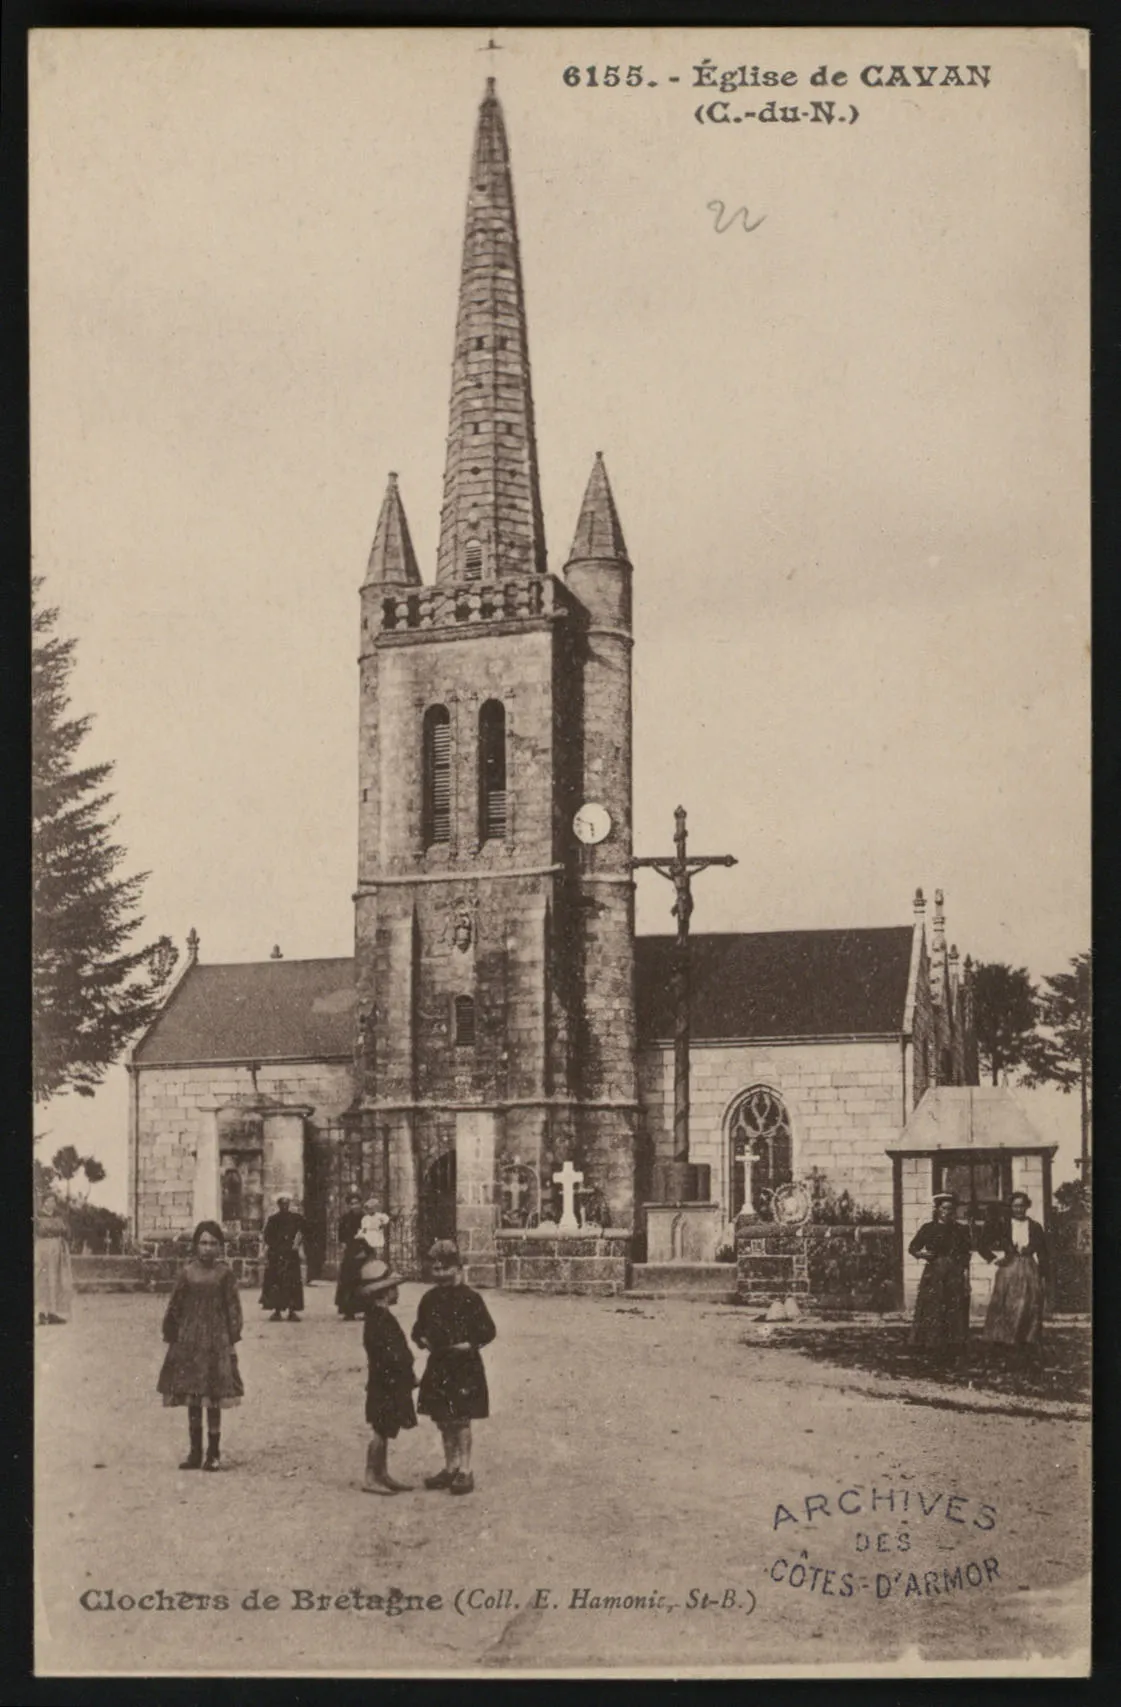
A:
[895,1087,1050,1152]
[635,928,914,1042]
[133,926,915,1066]
[132,959,356,1066]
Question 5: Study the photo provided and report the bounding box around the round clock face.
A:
[573,803,612,845]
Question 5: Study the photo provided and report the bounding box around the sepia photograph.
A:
[29,25,1090,1677]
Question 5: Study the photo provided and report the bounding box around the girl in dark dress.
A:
[412,1240,496,1496]
[909,1192,973,1361]
[158,1221,244,1470]
[335,1191,365,1320]
[260,1195,307,1321]
[356,1256,417,1495]
[979,1191,1051,1363]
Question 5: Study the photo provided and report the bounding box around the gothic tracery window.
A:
[728,1085,793,1217]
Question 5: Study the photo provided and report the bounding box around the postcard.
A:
[30,25,1090,1677]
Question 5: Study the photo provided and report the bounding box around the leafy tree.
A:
[970,962,1038,1087]
[49,1144,107,1201]
[66,1201,128,1254]
[1023,952,1092,1176]
[1053,1178,1090,1217]
[32,579,178,1100]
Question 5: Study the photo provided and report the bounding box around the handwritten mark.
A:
[708,199,766,235]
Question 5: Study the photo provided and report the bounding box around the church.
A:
[127,82,1054,1305]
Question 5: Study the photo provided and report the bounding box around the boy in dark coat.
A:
[412,1240,496,1496]
[356,1257,416,1494]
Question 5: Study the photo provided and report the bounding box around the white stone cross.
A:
[553,1160,584,1234]
[504,1172,528,1212]
[739,1144,758,1217]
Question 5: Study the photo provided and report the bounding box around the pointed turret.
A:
[435,79,546,584]
[566,452,631,565]
[564,452,633,636]
[365,472,421,587]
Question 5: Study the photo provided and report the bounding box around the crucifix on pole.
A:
[630,807,736,1197]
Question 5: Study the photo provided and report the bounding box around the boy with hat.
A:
[355,1257,417,1494]
[412,1241,497,1495]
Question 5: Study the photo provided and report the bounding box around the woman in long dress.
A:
[35,1191,75,1325]
[979,1190,1051,1363]
[334,1190,365,1321]
[260,1194,308,1321]
[158,1220,244,1470]
[909,1192,973,1362]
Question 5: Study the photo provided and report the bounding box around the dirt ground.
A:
[755,1320,1092,1407]
[35,1282,1090,1677]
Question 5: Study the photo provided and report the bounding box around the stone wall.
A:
[638,1038,905,1222]
[71,1249,266,1294]
[133,1059,355,1239]
[495,1230,630,1295]
[735,1220,896,1311]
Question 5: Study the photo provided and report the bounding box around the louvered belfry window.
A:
[454,995,476,1048]
[423,705,452,846]
[478,699,507,843]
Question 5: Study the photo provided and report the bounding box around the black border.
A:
[3,2,1117,1702]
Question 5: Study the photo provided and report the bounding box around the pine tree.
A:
[1022,951,1092,1176]
[48,1144,107,1201]
[969,962,1038,1087]
[32,579,178,1100]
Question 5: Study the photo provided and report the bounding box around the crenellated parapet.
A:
[374,573,579,643]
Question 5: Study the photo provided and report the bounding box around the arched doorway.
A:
[728,1086,793,1217]
[422,1149,458,1247]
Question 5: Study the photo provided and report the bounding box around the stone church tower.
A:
[353,80,638,1272]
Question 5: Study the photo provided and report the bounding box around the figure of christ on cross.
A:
[501,1167,533,1227]
[630,807,737,1190]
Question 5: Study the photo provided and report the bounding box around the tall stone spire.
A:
[365,472,421,586]
[436,79,546,584]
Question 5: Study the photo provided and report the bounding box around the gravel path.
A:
[35,1284,1089,1676]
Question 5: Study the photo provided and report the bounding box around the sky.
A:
[29,28,1090,1205]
